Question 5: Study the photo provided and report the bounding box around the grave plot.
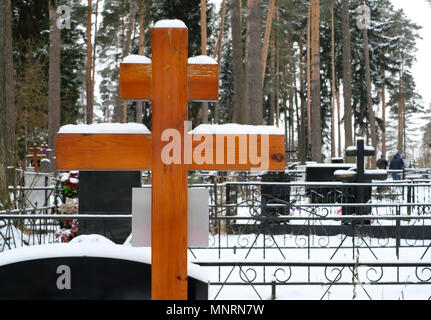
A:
[0,240,208,300]
[78,170,140,244]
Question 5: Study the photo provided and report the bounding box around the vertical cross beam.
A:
[151,25,188,300]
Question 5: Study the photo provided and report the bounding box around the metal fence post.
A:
[271,277,276,300]
[396,204,400,260]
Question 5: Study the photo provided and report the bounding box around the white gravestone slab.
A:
[23,172,53,209]
[132,188,209,247]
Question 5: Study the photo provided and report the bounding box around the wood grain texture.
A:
[151,27,189,300]
[56,133,285,171]
[55,133,152,170]
[119,63,218,102]
[187,64,219,101]
[189,134,285,171]
[119,63,152,101]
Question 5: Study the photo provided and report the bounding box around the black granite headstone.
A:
[0,245,208,300]
[78,171,141,243]
[341,138,387,223]
[261,172,291,216]
[305,164,355,203]
[331,157,344,164]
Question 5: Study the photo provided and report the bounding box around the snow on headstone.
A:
[123,234,132,246]
[0,243,208,283]
[122,55,152,64]
[365,169,387,175]
[190,123,284,135]
[153,19,187,28]
[58,123,151,134]
[70,234,115,245]
[39,158,51,173]
[334,169,357,177]
[188,55,217,65]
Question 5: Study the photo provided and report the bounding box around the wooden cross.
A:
[41,143,53,157]
[56,21,285,300]
[26,143,51,172]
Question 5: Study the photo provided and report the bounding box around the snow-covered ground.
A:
[189,233,431,300]
[1,227,430,300]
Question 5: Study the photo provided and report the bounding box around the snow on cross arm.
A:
[190,124,284,135]
[122,55,152,64]
[153,19,187,28]
[188,55,218,65]
[58,123,151,134]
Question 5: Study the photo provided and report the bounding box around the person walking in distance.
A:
[376,154,388,170]
[389,153,404,180]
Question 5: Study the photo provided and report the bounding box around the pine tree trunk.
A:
[261,0,276,87]
[122,0,138,123]
[92,0,99,120]
[362,20,378,167]
[289,39,295,159]
[269,37,276,125]
[398,72,405,154]
[330,6,336,159]
[298,40,306,163]
[123,0,137,58]
[306,5,311,152]
[212,0,226,123]
[213,0,226,60]
[381,81,386,158]
[245,0,263,125]
[86,0,93,124]
[294,56,300,161]
[275,9,280,126]
[310,0,321,162]
[113,14,126,123]
[336,89,342,157]
[48,4,61,168]
[230,0,246,124]
[341,0,353,153]
[0,0,16,167]
[200,0,209,124]
[136,0,146,123]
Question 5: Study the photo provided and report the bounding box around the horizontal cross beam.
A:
[120,63,219,102]
[56,133,285,171]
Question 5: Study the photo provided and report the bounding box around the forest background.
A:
[1,0,431,174]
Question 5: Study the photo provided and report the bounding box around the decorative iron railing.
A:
[2,170,431,299]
